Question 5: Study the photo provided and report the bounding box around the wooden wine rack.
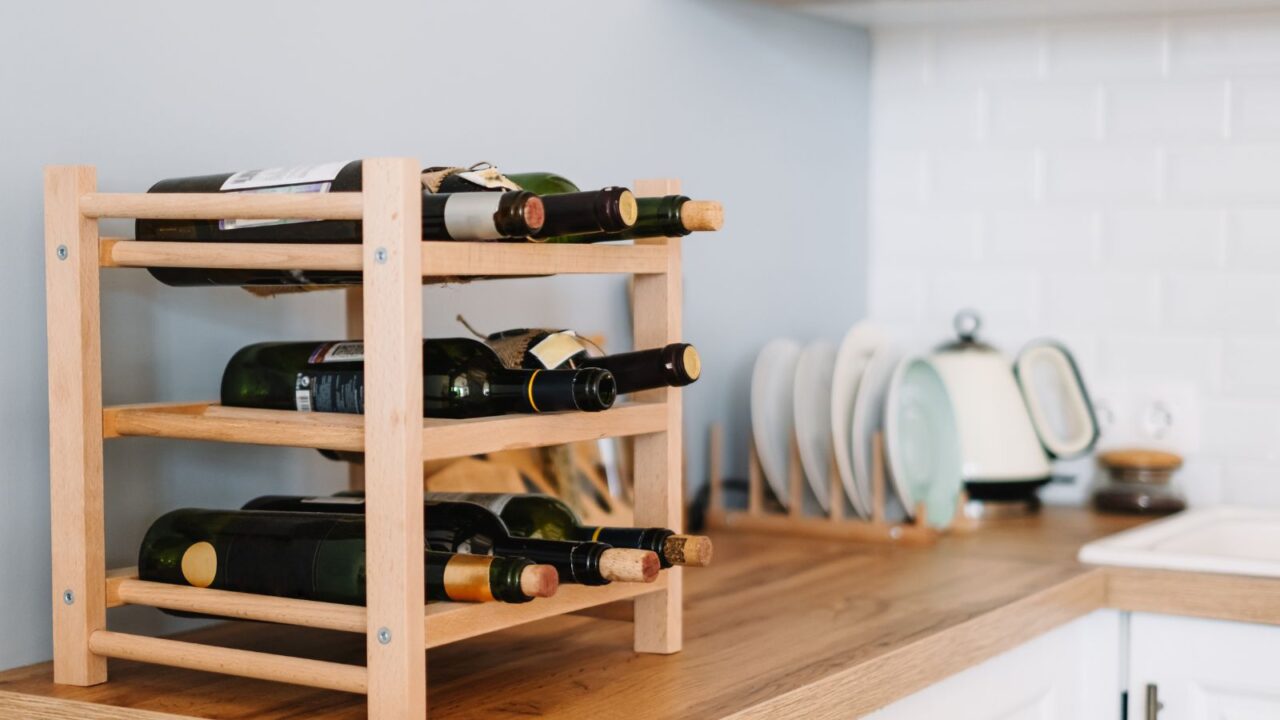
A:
[43,159,686,719]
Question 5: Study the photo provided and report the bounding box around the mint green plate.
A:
[884,357,963,529]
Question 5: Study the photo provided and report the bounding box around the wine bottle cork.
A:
[662,534,714,568]
[519,564,560,599]
[680,200,724,232]
[599,548,660,583]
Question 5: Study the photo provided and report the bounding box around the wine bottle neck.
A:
[590,527,675,568]
[578,344,699,395]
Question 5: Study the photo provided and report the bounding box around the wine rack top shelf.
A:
[100,239,672,276]
[102,401,668,460]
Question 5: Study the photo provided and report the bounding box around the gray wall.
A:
[0,1,868,670]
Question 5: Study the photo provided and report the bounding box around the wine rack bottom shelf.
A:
[106,570,667,650]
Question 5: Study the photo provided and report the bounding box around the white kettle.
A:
[929,311,1098,502]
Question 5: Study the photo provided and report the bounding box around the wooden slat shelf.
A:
[104,574,664,652]
[100,238,671,276]
[103,401,667,459]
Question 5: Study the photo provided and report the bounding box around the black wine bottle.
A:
[434,170,638,242]
[480,327,700,395]
[417,492,711,568]
[240,496,661,586]
[138,508,559,605]
[499,172,723,242]
[504,175,722,243]
[136,160,545,287]
[220,337,617,419]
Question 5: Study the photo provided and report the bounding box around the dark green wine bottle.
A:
[138,508,559,604]
[425,493,713,569]
[136,160,545,287]
[240,496,660,585]
[220,337,617,419]
[480,327,701,395]
[506,175,723,243]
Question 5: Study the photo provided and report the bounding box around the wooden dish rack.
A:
[704,424,968,545]
[43,159,685,719]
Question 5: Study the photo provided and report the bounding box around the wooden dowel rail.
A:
[101,239,362,271]
[98,238,671,276]
[79,192,364,220]
[109,579,366,634]
[87,631,368,695]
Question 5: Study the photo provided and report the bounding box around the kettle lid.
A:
[937,309,997,352]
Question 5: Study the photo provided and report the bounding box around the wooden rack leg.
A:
[707,424,723,523]
[631,178,682,654]
[787,433,803,517]
[828,446,844,522]
[871,432,887,525]
[44,165,107,686]
[344,286,365,492]
[361,158,426,718]
[748,438,764,515]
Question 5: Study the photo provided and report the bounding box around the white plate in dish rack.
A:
[793,340,838,514]
[830,322,887,519]
[751,339,802,509]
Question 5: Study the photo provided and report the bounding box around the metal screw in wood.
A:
[62,590,74,605]
[377,627,391,645]
[56,245,68,260]
[374,247,388,264]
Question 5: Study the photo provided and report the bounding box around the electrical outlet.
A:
[1089,380,1200,454]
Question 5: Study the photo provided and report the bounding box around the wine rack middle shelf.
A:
[100,239,671,277]
[103,401,667,460]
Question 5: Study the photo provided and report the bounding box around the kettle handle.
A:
[1014,342,1099,459]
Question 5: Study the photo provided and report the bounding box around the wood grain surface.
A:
[5,509,1273,719]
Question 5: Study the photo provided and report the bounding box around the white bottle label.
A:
[442,193,504,241]
[308,341,364,364]
[528,331,585,369]
[294,374,313,412]
[219,161,348,230]
[221,162,348,191]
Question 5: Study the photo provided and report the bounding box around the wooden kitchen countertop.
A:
[4,508,1280,719]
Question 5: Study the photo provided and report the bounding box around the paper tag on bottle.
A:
[219,161,347,230]
[528,331,585,369]
[308,341,364,364]
[453,166,521,191]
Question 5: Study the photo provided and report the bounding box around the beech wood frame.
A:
[44,161,685,719]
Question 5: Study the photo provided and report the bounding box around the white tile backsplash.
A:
[1046,19,1168,80]
[1166,145,1280,202]
[1044,147,1164,203]
[1103,208,1225,269]
[1105,81,1226,141]
[871,13,1280,507]
[987,84,1101,144]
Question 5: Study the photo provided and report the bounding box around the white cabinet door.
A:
[865,610,1121,720]
[1128,613,1280,720]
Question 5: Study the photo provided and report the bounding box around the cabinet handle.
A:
[1145,683,1164,720]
